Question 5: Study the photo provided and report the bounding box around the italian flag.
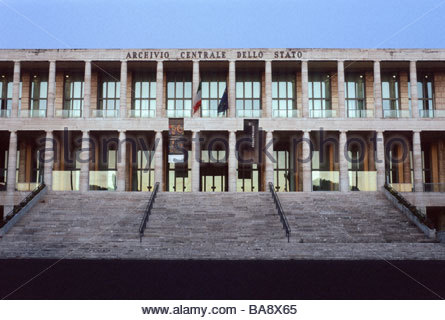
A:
[193,82,202,113]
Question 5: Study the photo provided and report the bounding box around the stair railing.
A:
[138,182,160,242]
[268,182,291,242]
[383,183,437,240]
[0,183,47,236]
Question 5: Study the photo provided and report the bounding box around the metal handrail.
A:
[138,182,160,241]
[0,183,46,228]
[268,182,291,242]
[384,183,433,228]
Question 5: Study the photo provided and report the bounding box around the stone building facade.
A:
[0,48,445,229]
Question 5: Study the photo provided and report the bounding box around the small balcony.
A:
[383,109,411,118]
[272,109,300,118]
[166,109,191,118]
[128,109,156,118]
[91,109,120,118]
[310,109,337,118]
[419,109,445,118]
[19,109,47,118]
[236,109,261,118]
[347,109,374,118]
[0,109,11,118]
[56,109,82,118]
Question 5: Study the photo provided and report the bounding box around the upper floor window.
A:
[98,73,120,115]
[63,73,83,117]
[201,72,226,118]
[236,71,261,118]
[345,73,366,118]
[166,72,192,118]
[272,72,297,118]
[409,73,434,117]
[132,72,156,118]
[30,74,48,117]
[382,73,400,117]
[0,75,13,117]
[308,72,332,117]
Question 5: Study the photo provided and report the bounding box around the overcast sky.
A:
[0,0,444,49]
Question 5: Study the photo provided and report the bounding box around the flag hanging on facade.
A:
[192,82,202,113]
[217,88,228,113]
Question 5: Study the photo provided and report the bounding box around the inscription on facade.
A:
[126,50,303,60]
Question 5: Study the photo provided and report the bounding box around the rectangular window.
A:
[236,72,261,118]
[166,72,192,118]
[345,73,366,118]
[132,72,156,118]
[0,75,13,117]
[98,73,120,117]
[30,74,48,117]
[201,72,227,118]
[272,72,297,118]
[308,72,332,117]
[63,73,83,117]
[381,73,400,117]
[409,73,434,118]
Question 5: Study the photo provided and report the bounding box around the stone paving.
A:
[0,191,443,260]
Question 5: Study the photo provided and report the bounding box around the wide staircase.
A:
[278,192,431,243]
[144,192,285,246]
[0,190,434,259]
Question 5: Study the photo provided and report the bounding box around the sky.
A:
[0,0,444,49]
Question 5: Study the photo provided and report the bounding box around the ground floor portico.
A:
[1,128,445,196]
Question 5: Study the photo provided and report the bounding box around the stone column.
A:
[191,131,201,192]
[154,131,163,190]
[117,131,126,191]
[337,60,346,118]
[228,60,236,118]
[413,131,423,192]
[376,131,386,188]
[265,130,274,185]
[156,61,164,118]
[119,60,127,118]
[47,61,56,118]
[43,131,54,190]
[339,130,349,192]
[302,130,312,191]
[374,61,383,118]
[12,61,20,118]
[265,60,272,118]
[79,131,90,192]
[301,60,309,118]
[192,60,200,117]
[410,61,419,118]
[83,61,91,118]
[228,130,237,192]
[6,131,17,193]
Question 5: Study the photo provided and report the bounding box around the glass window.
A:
[98,73,120,111]
[63,73,84,117]
[409,73,434,117]
[132,72,156,118]
[272,72,296,118]
[201,72,226,118]
[0,75,17,115]
[30,74,48,113]
[345,73,366,118]
[166,72,192,118]
[308,72,331,117]
[381,73,400,116]
[236,71,261,118]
